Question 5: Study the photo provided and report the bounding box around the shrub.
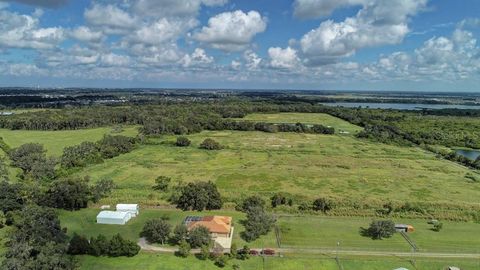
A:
[67,233,90,255]
[239,196,265,213]
[215,254,229,268]
[199,138,222,150]
[312,198,333,213]
[175,137,191,147]
[198,245,210,260]
[108,234,140,257]
[172,224,189,244]
[432,222,443,232]
[152,176,171,192]
[177,239,191,258]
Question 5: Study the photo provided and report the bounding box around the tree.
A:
[199,138,222,150]
[88,234,110,256]
[8,143,56,181]
[42,177,91,210]
[2,205,76,270]
[242,207,276,242]
[91,178,115,203]
[30,156,56,181]
[152,176,171,192]
[175,137,191,147]
[239,196,265,213]
[188,225,211,248]
[312,198,333,213]
[237,245,250,260]
[67,233,90,255]
[108,234,140,257]
[177,239,191,258]
[172,224,189,244]
[61,141,102,168]
[362,220,396,240]
[98,135,135,159]
[141,219,172,245]
[0,181,24,213]
[0,157,8,181]
[175,182,222,211]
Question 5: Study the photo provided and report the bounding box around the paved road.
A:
[138,238,480,259]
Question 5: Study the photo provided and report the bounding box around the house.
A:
[395,224,415,233]
[116,204,139,217]
[184,215,234,249]
[96,211,132,225]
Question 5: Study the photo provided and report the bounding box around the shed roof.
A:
[116,204,138,210]
[97,211,129,219]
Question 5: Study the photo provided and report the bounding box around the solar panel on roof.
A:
[183,216,202,224]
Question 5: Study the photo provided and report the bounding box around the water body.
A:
[455,149,480,161]
[321,102,480,110]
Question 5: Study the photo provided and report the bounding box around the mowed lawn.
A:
[59,208,277,248]
[0,126,139,156]
[77,252,479,270]
[237,113,363,134]
[73,129,480,207]
[278,215,480,253]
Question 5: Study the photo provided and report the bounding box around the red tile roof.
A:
[187,216,232,234]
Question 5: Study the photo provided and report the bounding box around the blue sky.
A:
[0,0,480,91]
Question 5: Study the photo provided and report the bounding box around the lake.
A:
[455,149,480,161]
[321,102,480,110]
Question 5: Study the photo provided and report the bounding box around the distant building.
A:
[184,215,234,249]
[116,204,139,217]
[395,224,415,233]
[97,211,132,225]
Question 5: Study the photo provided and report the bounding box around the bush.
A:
[152,176,171,192]
[242,207,276,242]
[67,233,90,255]
[176,239,191,258]
[198,245,210,260]
[199,138,222,150]
[175,137,191,147]
[108,234,140,257]
[361,220,396,240]
[312,198,333,213]
[432,222,443,232]
[215,254,229,268]
[141,219,172,244]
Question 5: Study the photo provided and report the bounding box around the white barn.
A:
[97,211,132,225]
[116,204,139,217]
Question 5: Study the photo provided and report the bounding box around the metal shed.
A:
[96,211,132,225]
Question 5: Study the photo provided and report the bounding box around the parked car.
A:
[261,249,275,255]
[249,250,259,256]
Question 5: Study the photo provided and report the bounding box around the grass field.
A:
[0,125,139,156]
[77,252,480,270]
[72,128,479,207]
[238,113,363,134]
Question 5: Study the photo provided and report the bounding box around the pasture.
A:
[0,125,139,156]
[73,129,479,208]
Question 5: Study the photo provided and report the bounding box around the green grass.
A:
[0,126,139,156]
[73,130,479,208]
[278,215,480,253]
[238,113,363,134]
[59,208,276,248]
[77,252,480,270]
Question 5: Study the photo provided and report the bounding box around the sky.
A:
[0,0,480,91]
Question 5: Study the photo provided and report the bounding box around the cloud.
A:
[243,50,262,70]
[194,10,267,51]
[268,46,300,69]
[180,48,213,67]
[84,4,137,34]
[69,26,104,44]
[293,0,365,19]
[132,0,228,17]
[0,0,68,8]
[127,18,197,46]
[299,0,428,65]
[0,9,64,50]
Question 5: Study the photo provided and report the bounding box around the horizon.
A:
[1,0,480,91]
